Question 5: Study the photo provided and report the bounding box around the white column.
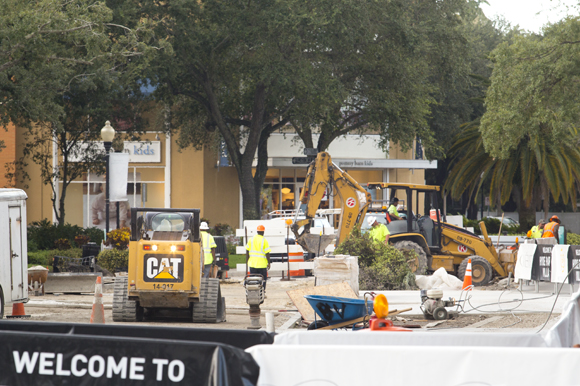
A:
[52,133,58,224]
[164,133,171,208]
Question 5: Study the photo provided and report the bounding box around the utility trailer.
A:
[0,189,28,318]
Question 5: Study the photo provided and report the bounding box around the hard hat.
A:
[200,221,209,230]
[257,225,265,231]
[538,219,546,225]
[550,215,561,224]
[366,216,376,226]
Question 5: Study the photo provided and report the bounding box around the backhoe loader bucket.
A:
[297,234,336,255]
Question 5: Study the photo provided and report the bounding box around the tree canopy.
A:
[481,17,580,159]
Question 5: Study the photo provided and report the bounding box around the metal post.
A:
[116,202,120,229]
[104,142,112,235]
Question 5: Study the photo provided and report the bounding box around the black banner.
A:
[569,245,580,285]
[0,321,274,350]
[533,244,553,281]
[0,330,259,386]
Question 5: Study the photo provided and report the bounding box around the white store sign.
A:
[69,141,161,163]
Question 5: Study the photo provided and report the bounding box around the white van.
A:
[0,189,28,318]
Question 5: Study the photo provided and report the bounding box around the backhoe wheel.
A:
[192,278,220,323]
[433,307,448,321]
[457,255,493,287]
[112,276,144,322]
[393,241,428,275]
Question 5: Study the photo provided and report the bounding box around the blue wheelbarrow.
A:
[304,294,374,330]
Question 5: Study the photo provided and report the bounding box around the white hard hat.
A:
[367,216,376,226]
[200,221,209,230]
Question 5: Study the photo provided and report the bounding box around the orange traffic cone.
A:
[462,258,473,290]
[7,303,30,319]
[90,276,105,324]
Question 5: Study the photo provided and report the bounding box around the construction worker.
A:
[368,216,390,245]
[200,221,217,278]
[542,215,561,243]
[527,219,546,239]
[388,198,402,221]
[245,225,272,290]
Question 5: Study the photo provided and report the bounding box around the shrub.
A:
[84,227,105,246]
[74,235,90,248]
[335,228,415,290]
[105,227,131,250]
[28,248,83,268]
[98,249,129,273]
[568,232,580,245]
[462,216,519,235]
[213,223,232,236]
[28,219,105,250]
[54,238,71,250]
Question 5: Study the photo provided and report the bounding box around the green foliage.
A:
[27,219,105,251]
[28,248,83,268]
[335,228,415,290]
[97,249,129,274]
[54,238,71,250]
[567,233,580,246]
[212,223,232,236]
[105,227,131,250]
[74,235,90,248]
[462,216,520,235]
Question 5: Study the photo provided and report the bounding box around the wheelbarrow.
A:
[304,294,374,330]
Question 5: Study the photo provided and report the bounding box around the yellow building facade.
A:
[8,129,435,230]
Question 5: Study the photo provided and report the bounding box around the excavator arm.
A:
[292,152,372,253]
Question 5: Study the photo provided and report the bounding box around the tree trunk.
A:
[513,186,535,231]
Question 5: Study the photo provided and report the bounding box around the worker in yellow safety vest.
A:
[368,216,390,245]
[527,219,546,239]
[245,225,272,290]
[542,215,561,243]
[200,221,217,278]
[388,198,402,221]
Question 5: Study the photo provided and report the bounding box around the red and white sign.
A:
[458,245,468,253]
[345,197,356,208]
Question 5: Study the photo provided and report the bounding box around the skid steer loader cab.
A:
[112,208,225,323]
[367,183,510,286]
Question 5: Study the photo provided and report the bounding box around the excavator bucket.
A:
[297,234,336,255]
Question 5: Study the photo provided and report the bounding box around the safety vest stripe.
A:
[203,233,212,253]
[249,236,267,258]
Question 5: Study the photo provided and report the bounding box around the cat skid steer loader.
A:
[112,208,225,323]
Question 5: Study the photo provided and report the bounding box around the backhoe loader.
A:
[367,183,516,285]
[291,152,516,286]
[112,208,225,323]
[291,152,372,255]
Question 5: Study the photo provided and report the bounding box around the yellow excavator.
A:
[292,152,517,286]
[291,152,372,255]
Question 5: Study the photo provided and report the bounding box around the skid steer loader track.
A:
[192,278,223,323]
[113,276,143,322]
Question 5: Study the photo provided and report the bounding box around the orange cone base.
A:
[90,304,105,324]
[369,318,412,332]
[6,303,31,319]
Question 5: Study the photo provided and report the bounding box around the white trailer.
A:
[0,189,28,318]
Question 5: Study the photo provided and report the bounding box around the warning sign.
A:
[345,197,356,208]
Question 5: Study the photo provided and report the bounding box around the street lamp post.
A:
[101,121,116,235]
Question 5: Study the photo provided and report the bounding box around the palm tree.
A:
[444,125,580,230]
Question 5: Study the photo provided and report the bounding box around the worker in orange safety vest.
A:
[542,215,561,243]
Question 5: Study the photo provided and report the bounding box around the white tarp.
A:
[544,289,580,347]
[515,243,536,281]
[246,344,580,386]
[108,152,129,202]
[415,267,463,290]
[273,330,547,347]
[551,245,570,284]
